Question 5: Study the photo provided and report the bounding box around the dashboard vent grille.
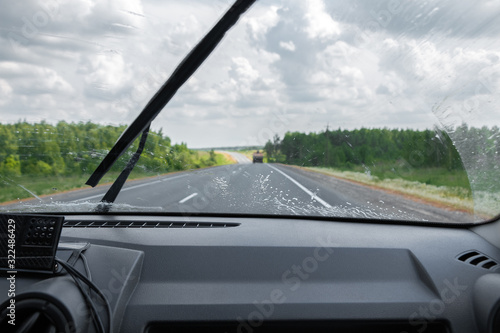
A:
[457,250,498,270]
[63,220,240,228]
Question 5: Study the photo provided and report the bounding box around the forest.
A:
[0,121,221,178]
[264,125,500,191]
[1,121,499,204]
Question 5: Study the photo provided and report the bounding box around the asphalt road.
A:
[3,152,474,222]
[222,151,252,164]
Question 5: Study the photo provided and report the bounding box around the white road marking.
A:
[179,192,198,204]
[266,164,332,209]
[74,174,188,202]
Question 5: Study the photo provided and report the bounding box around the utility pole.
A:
[324,123,329,166]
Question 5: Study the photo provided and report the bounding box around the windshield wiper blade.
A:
[86,0,256,187]
[95,125,150,212]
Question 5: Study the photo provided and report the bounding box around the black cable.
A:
[56,258,113,333]
[57,258,110,333]
[79,252,95,328]
[80,252,92,281]
[64,264,105,333]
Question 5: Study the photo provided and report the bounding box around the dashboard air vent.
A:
[457,250,498,270]
[63,220,239,228]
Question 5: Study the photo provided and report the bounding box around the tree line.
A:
[264,125,500,173]
[0,121,218,177]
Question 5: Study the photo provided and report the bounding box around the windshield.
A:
[1,0,500,223]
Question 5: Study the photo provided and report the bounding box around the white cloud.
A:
[162,14,204,56]
[0,62,73,95]
[279,41,295,52]
[54,0,144,35]
[244,5,280,43]
[379,38,500,100]
[0,79,13,105]
[1,0,500,147]
[81,51,132,98]
[174,56,280,111]
[375,72,407,96]
[303,0,341,41]
[229,57,259,84]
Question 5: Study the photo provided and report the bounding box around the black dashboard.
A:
[2,214,500,333]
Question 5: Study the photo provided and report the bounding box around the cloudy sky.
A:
[1,0,500,148]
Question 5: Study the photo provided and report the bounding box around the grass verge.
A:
[304,166,476,214]
[215,151,237,164]
[304,166,499,219]
[0,151,235,204]
[348,163,471,189]
[0,170,164,204]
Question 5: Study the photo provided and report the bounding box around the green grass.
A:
[304,165,494,217]
[296,162,500,218]
[0,170,162,204]
[0,151,235,204]
[347,163,472,191]
[307,166,474,210]
[196,151,235,166]
[214,153,234,165]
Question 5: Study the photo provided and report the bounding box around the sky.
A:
[1,0,500,148]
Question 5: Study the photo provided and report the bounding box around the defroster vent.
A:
[64,220,239,228]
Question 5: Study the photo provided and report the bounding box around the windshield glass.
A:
[1,0,500,223]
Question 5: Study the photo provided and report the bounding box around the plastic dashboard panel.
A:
[2,214,500,333]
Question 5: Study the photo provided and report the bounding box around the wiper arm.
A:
[86,0,256,188]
